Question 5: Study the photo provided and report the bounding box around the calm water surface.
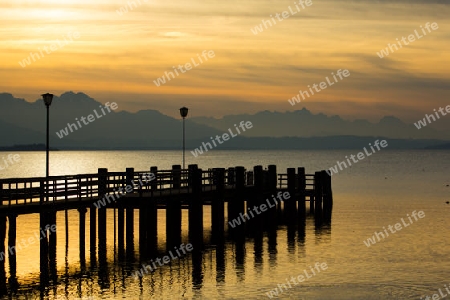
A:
[0,150,449,299]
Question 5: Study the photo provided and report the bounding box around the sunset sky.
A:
[0,0,449,127]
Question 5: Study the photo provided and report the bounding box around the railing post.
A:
[126,168,134,193]
[314,171,323,225]
[227,167,235,186]
[150,166,158,194]
[268,165,277,191]
[228,166,245,236]
[250,165,264,233]
[297,167,306,225]
[286,168,297,216]
[172,165,181,189]
[246,171,254,186]
[322,170,333,223]
[188,164,198,192]
[39,179,45,205]
[267,165,278,229]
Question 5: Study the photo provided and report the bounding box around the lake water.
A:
[0,150,449,299]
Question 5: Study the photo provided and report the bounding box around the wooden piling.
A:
[48,210,57,280]
[39,211,49,283]
[117,205,125,260]
[310,173,315,214]
[139,201,147,258]
[188,165,203,244]
[227,167,235,185]
[167,165,182,249]
[98,168,108,256]
[126,206,134,259]
[250,165,264,234]
[147,166,158,254]
[267,165,278,230]
[286,168,297,222]
[172,165,181,189]
[314,171,323,225]
[90,206,96,261]
[297,167,306,226]
[268,165,277,192]
[246,171,253,186]
[228,166,245,237]
[322,170,333,223]
[78,208,87,266]
[211,168,225,240]
[125,168,135,259]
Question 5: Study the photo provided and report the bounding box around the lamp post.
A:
[42,93,53,178]
[179,107,189,169]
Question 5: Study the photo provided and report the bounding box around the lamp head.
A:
[179,106,189,118]
[41,93,53,106]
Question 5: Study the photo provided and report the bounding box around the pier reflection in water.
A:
[0,204,331,299]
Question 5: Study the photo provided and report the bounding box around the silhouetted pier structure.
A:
[0,164,332,293]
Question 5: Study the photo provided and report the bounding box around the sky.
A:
[0,0,449,128]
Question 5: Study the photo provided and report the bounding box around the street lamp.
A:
[179,107,189,169]
[42,93,53,178]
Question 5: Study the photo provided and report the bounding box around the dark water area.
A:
[0,150,449,299]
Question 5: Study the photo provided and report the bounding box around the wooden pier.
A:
[0,164,332,291]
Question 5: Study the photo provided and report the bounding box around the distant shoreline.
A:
[0,144,58,151]
[1,137,449,151]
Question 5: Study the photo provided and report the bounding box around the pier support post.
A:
[322,170,333,223]
[78,208,87,267]
[39,211,49,284]
[267,165,278,230]
[48,210,57,280]
[286,168,297,221]
[211,168,225,242]
[139,201,147,259]
[250,165,264,234]
[314,171,323,225]
[297,167,306,226]
[126,168,135,259]
[98,168,108,258]
[227,168,235,186]
[228,166,245,238]
[90,206,96,263]
[188,165,203,244]
[286,168,297,248]
[117,206,124,260]
[172,165,181,189]
[167,165,182,249]
[146,166,158,254]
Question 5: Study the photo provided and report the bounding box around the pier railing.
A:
[0,165,319,207]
